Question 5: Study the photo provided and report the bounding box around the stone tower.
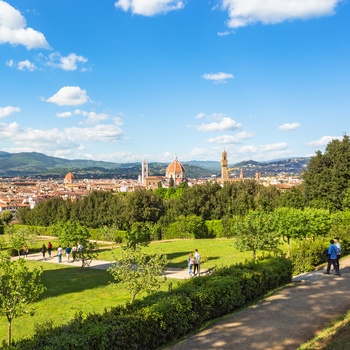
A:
[221,151,228,180]
[141,161,148,185]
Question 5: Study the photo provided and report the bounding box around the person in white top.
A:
[334,237,341,270]
[57,246,63,263]
[193,249,201,276]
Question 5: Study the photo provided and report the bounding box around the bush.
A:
[7,258,291,350]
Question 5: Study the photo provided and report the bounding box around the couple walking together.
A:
[324,237,341,276]
[188,249,200,277]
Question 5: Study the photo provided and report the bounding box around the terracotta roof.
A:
[166,157,185,175]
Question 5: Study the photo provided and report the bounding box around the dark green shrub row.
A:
[7,258,292,350]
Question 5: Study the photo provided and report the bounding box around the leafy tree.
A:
[0,211,12,225]
[255,185,280,212]
[0,255,45,346]
[53,220,96,267]
[165,215,209,239]
[108,245,167,304]
[9,227,29,257]
[276,185,306,209]
[303,207,331,238]
[272,207,308,257]
[234,210,280,260]
[303,135,350,211]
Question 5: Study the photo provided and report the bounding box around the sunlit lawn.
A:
[0,238,286,343]
[96,238,276,269]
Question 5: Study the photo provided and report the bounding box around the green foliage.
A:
[0,255,45,346]
[8,227,30,257]
[289,237,328,275]
[108,245,167,304]
[234,210,280,260]
[205,220,223,238]
[303,135,350,212]
[0,211,12,225]
[163,215,209,239]
[8,258,291,350]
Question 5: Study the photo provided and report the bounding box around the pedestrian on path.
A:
[324,239,340,275]
[334,237,341,270]
[193,249,201,276]
[65,245,71,262]
[72,244,77,261]
[57,245,63,263]
[41,244,47,259]
[22,244,29,258]
[188,252,194,277]
[47,241,52,257]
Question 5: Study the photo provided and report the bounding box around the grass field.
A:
[1,238,257,344]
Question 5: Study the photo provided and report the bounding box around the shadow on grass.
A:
[38,266,113,301]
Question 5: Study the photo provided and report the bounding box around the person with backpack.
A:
[324,239,341,276]
[41,244,47,259]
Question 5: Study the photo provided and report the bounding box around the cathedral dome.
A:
[166,157,185,179]
[64,172,76,184]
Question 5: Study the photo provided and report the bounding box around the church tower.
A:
[221,151,228,180]
[141,161,148,185]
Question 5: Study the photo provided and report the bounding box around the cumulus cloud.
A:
[46,86,89,106]
[56,112,73,118]
[0,119,123,154]
[202,72,234,83]
[74,109,109,124]
[207,131,254,144]
[0,106,21,118]
[197,116,241,132]
[0,1,50,49]
[195,112,205,119]
[221,0,341,28]
[46,52,88,71]
[278,122,301,131]
[237,142,290,160]
[306,135,342,147]
[115,0,184,16]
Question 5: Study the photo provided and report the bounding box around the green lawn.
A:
[0,238,281,344]
[96,238,258,268]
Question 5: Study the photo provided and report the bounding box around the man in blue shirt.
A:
[324,239,340,275]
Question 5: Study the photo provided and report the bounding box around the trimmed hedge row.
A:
[7,258,292,350]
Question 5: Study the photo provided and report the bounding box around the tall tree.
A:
[0,255,45,346]
[303,135,350,211]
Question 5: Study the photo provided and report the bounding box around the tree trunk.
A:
[8,320,12,346]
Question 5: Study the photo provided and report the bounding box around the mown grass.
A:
[97,238,261,268]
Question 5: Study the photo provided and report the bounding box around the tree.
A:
[53,220,96,267]
[108,245,167,304]
[1,211,12,225]
[0,255,45,346]
[234,210,280,260]
[303,135,350,211]
[9,227,29,257]
[272,207,308,257]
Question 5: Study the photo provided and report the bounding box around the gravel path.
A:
[166,257,350,350]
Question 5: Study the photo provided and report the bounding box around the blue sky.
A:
[0,0,349,164]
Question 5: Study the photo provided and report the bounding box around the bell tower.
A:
[141,161,148,185]
[221,151,228,180]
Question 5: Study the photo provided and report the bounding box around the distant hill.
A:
[0,152,309,179]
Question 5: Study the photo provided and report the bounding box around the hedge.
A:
[6,257,292,350]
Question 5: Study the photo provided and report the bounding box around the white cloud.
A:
[197,117,241,132]
[237,142,290,160]
[306,135,342,147]
[47,52,88,71]
[207,131,254,144]
[115,0,185,16]
[46,86,89,106]
[278,122,301,131]
[0,119,123,154]
[217,30,232,36]
[6,58,36,71]
[195,112,205,119]
[202,72,234,83]
[0,106,21,118]
[56,112,73,118]
[0,1,50,49]
[74,110,109,124]
[221,0,341,28]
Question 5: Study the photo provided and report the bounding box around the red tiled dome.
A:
[166,157,185,179]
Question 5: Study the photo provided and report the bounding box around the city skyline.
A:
[1,0,349,164]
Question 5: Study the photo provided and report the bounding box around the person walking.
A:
[41,244,47,259]
[193,249,201,276]
[72,244,77,261]
[22,244,29,258]
[334,237,341,270]
[57,245,63,263]
[188,252,195,277]
[324,239,340,275]
[65,245,71,262]
[47,241,52,258]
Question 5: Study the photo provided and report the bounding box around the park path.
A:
[166,256,350,350]
[14,252,192,279]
